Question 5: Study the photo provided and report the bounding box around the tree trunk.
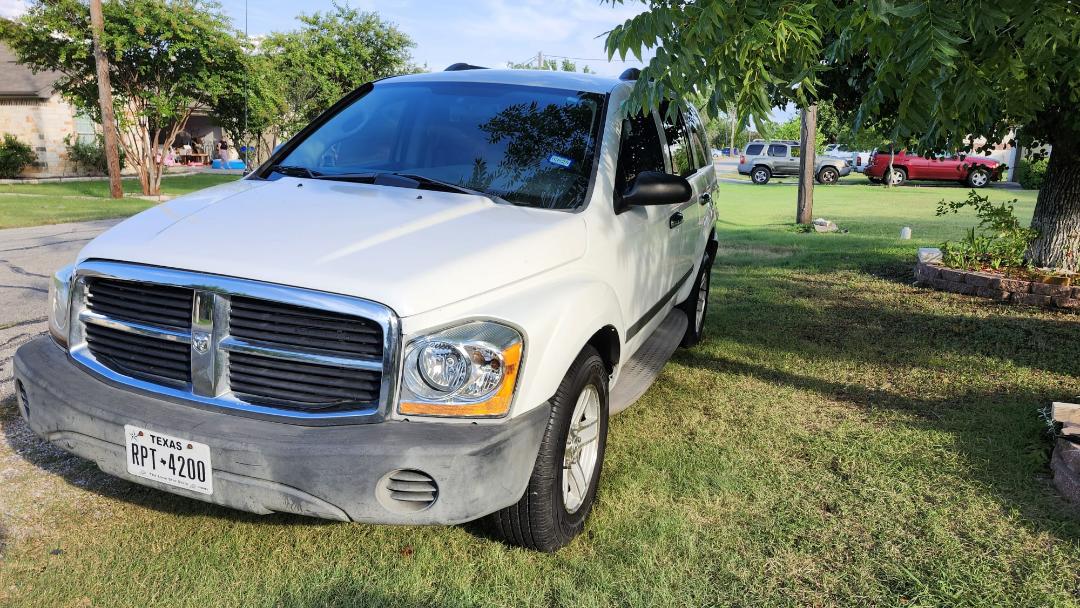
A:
[1027,140,1080,272]
[89,0,123,199]
[796,105,817,225]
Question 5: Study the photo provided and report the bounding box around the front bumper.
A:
[13,336,549,524]
[836,165,853,177]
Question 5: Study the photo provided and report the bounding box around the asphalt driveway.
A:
[0,219,119,401]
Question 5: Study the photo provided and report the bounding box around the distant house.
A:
[0,43,229,178]
[0,43,92,177]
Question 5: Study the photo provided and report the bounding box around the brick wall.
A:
[0,94,79,177]
[915,262,1080,310]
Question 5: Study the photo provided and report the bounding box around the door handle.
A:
[700,192,711,206]
[669,212,683,229]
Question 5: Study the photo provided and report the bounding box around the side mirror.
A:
[622,171,693,207]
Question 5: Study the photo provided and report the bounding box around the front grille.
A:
[229,296,383,358]
[87,278,193,329]
[229,351,381,411]
[70,262,396,422]
[85,322,191,383]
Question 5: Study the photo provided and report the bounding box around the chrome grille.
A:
[85,323,191,384]
[229,296,382,358]
[87,278,193,329]
[68,261,399,423]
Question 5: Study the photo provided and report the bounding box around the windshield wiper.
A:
[266,165,321,179]
[391,172,514,206]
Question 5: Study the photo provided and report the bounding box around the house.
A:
[0,43,229,178]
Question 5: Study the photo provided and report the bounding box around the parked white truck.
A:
[13,67,718,551]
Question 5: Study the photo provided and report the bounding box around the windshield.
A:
[277,81,607,210]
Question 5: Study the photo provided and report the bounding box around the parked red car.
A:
[864,150,1003,187]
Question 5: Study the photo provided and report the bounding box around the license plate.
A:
[124,425,213,495]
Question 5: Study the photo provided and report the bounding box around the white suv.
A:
[14,67,717,552]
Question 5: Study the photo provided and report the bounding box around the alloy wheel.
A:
[562,384,601,514]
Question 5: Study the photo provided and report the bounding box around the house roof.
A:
[0,43,60,99]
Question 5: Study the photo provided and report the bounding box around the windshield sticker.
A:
[547,154,573,168]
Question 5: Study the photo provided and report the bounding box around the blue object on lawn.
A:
[211,159,246,170]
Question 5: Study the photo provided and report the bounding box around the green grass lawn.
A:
[2,182,1078,607]
[0,173,239,229]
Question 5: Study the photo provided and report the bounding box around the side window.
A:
[615,112,666,198]
[744,143,764,157]
[659,102,694,177]
[684,107,710,170]
[768,144,787,157]
[790,147,800,158]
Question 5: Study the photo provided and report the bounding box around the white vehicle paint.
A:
[17,68,718,551]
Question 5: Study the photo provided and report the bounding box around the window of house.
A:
[74,113,97,144]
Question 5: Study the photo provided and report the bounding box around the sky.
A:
[221,0,649,78]
[0,0,793,122]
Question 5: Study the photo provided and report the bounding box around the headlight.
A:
[48,264,75,347]
[399,321,523,418]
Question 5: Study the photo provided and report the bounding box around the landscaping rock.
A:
[963,272,999,288]
[812,218,839,233]
[1052,296,1080,309]
[917,247,943,264]
[914,262,940,283]
[939,268,968,283]
[999,278,1032,293]
[1052,439,1080,504]
[1031,282,1072,297]
[1012,292,1050,307]
[976,287,1010,301]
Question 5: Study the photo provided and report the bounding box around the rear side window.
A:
[768,144,787,157]
[660,102,694,177]
[615,112,666,197]
[684,107,710,171]
[744,143,764,156]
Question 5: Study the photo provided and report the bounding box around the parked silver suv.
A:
[738,140,852,185]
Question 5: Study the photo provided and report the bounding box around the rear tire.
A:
[487,346,609,552]
[678,249,713,348]
[816,166,840,184]
[751,166,771,185]
[885,167,907,186]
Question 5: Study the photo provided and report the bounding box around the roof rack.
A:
[444,63,488,71]
[618,68,640,81]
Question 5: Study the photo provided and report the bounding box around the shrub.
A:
[1015,157,1048,190]
[0,134,36,178]
[936,190,1038,271]
[65,134,125,175]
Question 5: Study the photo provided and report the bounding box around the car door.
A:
[658,104,703,295]
[682,105,717,264]
[769,143,793,174]
[612,110,678,343]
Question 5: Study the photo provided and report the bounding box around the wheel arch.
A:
[585,325,620,376]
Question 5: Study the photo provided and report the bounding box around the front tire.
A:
[967,167,991,188]
[678,249,713,347]
[751,166,771,184]
[816,166,840,184]
[487,346,609,552]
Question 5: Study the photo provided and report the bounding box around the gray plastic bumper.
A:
[13,336,549,525]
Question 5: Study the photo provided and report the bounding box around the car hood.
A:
[78,177,588,317]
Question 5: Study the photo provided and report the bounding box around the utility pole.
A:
[89,0,122,199]
[536,51,543,70]
[796,104,817,225]
[729,109,737,157]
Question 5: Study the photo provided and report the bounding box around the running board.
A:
[609,308,687,415]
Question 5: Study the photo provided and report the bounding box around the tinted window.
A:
[280,82,606,210]
[745,143,764,156]
[660,103,694,177]
[684,107,710,170]
[768,144,788,157]
[615,113,666,198]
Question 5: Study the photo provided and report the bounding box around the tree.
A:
[605,1,1080,271]
[88,0,122,198]
[508,57,595,73]
[257,3,415,138]
[1,0,246,195]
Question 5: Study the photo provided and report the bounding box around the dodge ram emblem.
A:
[192,332,211,354]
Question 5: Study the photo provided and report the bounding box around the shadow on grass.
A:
[0,395,332,528]
[681,258,1080,541]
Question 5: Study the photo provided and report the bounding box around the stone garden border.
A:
[1053,439,1080,504]
[914,262,1080,310]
